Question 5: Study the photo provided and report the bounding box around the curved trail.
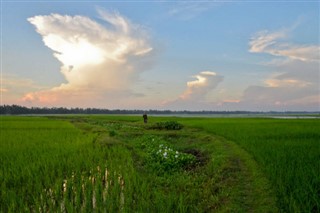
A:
[73,116,278,212]
[212,135,278,212]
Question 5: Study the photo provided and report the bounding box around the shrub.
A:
[153,121,183,130]
[109,130,117,137]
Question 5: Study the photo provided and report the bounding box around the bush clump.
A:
[154,121,183,130]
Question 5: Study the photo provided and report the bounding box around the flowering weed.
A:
[139,135,196,173]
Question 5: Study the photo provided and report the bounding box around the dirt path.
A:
[70,116,278,212]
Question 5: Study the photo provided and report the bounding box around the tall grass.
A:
[1,117,97,211]
[182,118,320,212]
[0,117,144,212]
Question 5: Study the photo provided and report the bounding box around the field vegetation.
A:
[1,115,318,212]
[182,117,320,212]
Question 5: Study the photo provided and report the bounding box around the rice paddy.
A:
[1,115,318,212]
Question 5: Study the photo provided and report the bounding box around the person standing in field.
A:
[143,112,148,124]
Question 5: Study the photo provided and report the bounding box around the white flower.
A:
[175,154,178,158]
[176,151,179,154]
[163,152,167,158]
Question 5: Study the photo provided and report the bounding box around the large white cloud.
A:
[23,10,154,107]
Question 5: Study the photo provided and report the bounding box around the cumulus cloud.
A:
[180,71,223,100]
[249,30,320,62]
[163,71,224,110]
[23,10,154,107]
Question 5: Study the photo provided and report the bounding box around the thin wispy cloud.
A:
[249,30,320,62]
[168,2,218,20]
[23,9,155,107]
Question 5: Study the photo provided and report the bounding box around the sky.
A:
[1,1,319,111]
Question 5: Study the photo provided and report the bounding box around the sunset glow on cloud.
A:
[23,10,153,106]
[180,71,223,100]
[163,71,224,110]
[249,30,320,62]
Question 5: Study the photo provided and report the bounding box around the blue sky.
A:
[1,1,319,111]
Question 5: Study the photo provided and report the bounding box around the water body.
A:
[269,116,320,119]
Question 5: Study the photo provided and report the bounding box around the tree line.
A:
[0,104,317,115]
[0,105,149,115]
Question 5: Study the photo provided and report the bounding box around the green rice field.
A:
[1,115,319,212]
